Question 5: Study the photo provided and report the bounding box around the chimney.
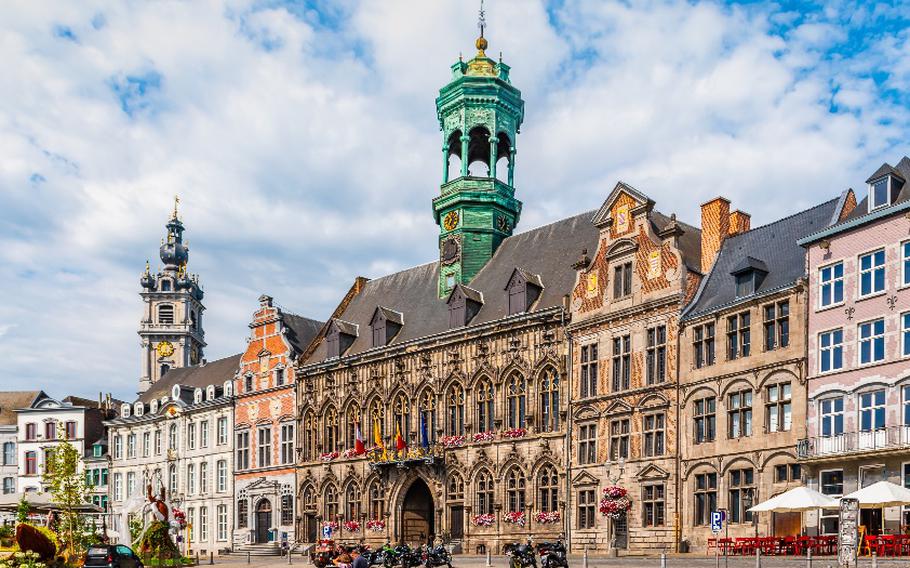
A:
[728,210,751,236]
[259,294,273,308]
[700,197,731,274]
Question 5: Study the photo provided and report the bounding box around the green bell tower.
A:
[433,8,524,298]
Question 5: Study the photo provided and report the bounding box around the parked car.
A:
[84,545,144,568]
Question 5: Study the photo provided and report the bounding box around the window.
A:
[113,435,122,459]
[537,465,559,513]
[200,421,209,448]
[45,421,56,440]
[282,493,294,525]
[611,335,631,391]
[127,434,136,458]
[280,423,294,465]
[448,474,464,503]
[819,263,844,307]
[539,367,560,433]
[244,376,253,392]
[187,423,196,450]
[24,423,35,441]
[870,177,890,210]
[168,424,178,450]
[766,383,792,432]
[904,242,910,287]
[237,500,248,528]
[113,473,122,501]
[643,413,665,457]
[217,418,228,446]
[693,323,716,369]
[577,489,596,529]
[860,390,886,431]
[642,484,665,527]
[820,398,844,437]
[819,329,844,373]
[859,319,886,365]
[275,368,285,386]
[728,390,753,438]
[646,325,667,384]
[392,396,409,444]
[158,305,174,324]
[860,250,886,297]
[775,464,802,483]
[764,301,789,350]
[694,397,716,444]
[419,390,437,444]
[2,477,14,494]
[324,406,340,452]
[727,312,751,359]
[168,464,177,495]
[476,470,494,515]
[2,442,14,466]
[257,426,271,468]
[477,378,497,433]
[344,483,361,520]
[506,373,527,429]
[820,470,843,534]
[729,468,755,524]
[216,460,227,492]
[236,431,250,470]
[142,432,150,458]
[580,343,598,397]
[217,505,228,541]
[199,507,208,541]
[609,419,630,460]
[65,421,76,439]
[694,472,718,525]
[903,313,910,358]
[369,481,385,519]
[186,464,195,495]
[302,410,317,461]
[154,429,162,455]
[505,468,526,513]
[43,448,54,474]
[578,424,597,465]
[613,261,633,298]
[446,383,465,436]
[200,461,208,493]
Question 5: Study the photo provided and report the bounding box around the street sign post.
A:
[711,510,725,534]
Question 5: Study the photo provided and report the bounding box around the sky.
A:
[1,0,910,402]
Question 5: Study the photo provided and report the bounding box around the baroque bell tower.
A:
[137,197,206,393]
[433,5,524,298]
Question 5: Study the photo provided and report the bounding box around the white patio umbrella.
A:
[749,486,839,513]
[841,481,910,508]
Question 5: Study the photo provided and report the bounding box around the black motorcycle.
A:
[421,544,452,568]
[535,541,567,568]
[384,544,421,568]
[505,541,537,568]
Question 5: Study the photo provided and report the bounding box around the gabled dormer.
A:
[866,163,905,211]
[447,284,484,329]
[369,307,403,348]
[505,268,543,315]
[325,318,358,359]
[730,256,768,298]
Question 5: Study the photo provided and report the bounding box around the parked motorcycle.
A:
[396,544,422,568]
[505,540,537,568]
[535,541,567,568]
[421,544,452,568]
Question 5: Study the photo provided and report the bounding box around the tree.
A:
[16,495,30,524]
[42,424,91,559]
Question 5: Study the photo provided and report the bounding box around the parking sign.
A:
[710,511,724,534]
[322,525,333,538]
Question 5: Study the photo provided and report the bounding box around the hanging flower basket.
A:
[534,511,561,524]
[440,435,466,448]
[471,514,495,527]
[366,519,385,532]
[502,511,527,527]
[171,507,187,529]
[319,451,339,462]
[472,431,495,443]
[343,520,361,532]
[599,486,632,520]
[501,428,527,439]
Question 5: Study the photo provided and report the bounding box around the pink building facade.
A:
[799,156,910,535]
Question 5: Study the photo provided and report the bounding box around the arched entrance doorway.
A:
[401,478,434,546]
[255,499,272,543]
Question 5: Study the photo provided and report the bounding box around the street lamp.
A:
[603,458,625,555]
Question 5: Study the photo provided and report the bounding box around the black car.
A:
[85,545,144,568]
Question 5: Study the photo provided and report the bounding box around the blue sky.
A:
[1,0,909,401]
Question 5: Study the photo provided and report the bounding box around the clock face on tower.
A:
[443,210,459,232]
[497,215,511,232]
[441,237,460,265]
[157,341,175,358]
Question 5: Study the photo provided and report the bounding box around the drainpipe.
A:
[674,319,682,554]
[564,309,574,553]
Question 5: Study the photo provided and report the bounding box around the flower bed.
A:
[366,519,385,533]
[599,486,632,520]
[319,451,339,462]
[534,511,561,524]
[501,428,527,439]
[342,520,360,532]
[471,514,495,527]
[502,511,526,527]
[440,435,466,448]
[472,431,495,443]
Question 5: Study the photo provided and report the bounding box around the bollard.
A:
[583,545,589,568]
[755,547,761,568]
[660,552,667,568]
[806,546,812,568]
[485,549,491,568]
[209,552,214,565]
[247,551,251,565]
[196,552,199,566]
[287,549,292,564]
[872,550,877,568]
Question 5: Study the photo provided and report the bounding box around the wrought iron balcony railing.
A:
[797,426,910,459]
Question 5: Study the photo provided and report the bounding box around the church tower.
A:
[434,8,524,298]
[137,199,206,393]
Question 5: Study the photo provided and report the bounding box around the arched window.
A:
[323,407,339,452]
[158,305,174,325]
[345,405,361,450]
[475,378,495,433]
[324,485,339,521]
[448,473,464,502]
[369,480,384,520]
[419,390,437,444]
[302,410,316,461]
[369,398,384,447]
[476,470,494,515]
[506,467,526,513]
[302,485,316,512]
[446,383,465,436]
[393,394,411,442]
[345,483,360,520]
[168,464,177,496]
[537,465,559,513]
[507,372,527,429]
[539,366,560,432]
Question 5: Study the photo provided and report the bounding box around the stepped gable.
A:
[305,209,600,363]
[138,353,241,403]
[683,197,840,319]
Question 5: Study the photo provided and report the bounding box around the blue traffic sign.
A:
[710,511,724,534]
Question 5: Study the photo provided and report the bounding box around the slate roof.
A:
[843,156,910,222]
[138,353,242,403]
[282,314,325,354]
[304,210,601,363]
[0,391,47,425]
[683,197,840,320]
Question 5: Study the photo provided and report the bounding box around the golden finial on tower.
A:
[144,260,151,275]
[172,195,180,220]
[475,0,488,56]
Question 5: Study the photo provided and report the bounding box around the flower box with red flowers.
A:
[471,514,495,527]
[322,521,339,531]
[502,511,527,527]
[341,448,362,459]
[172,507,187,529]
[472,431,495,443]
[599,486,632,520]
[501,428,527,439]
[319,451,339,462]
[534,511,560,524]
[343,520,360,532]
[440,435,466,448]
[366,519,386,532]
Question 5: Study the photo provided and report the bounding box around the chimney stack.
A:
[700,197,731,274]
[729,210,751,236]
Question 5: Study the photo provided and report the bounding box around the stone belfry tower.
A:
[137,198,206,393]
[433,4,524,298]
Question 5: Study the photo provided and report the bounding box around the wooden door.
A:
[450,506,464,539]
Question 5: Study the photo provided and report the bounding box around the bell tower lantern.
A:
[433,7,524,298]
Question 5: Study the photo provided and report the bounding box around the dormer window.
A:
[194,389,203,404]
[325,319,358,358]
[171,384,181,400]
[134,402,144,417]
[447,285,483,329]
[206,385,216,400]
[370,307,403,348]
[275,367,285,386]
[730,256,768,298]
[121,404,131,418]
[866,164,905,212]
[870,177,890,210]
[151,400,159,414]
[506,268,543,316]
[224,381,233,397]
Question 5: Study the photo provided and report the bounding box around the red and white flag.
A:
[354,420,366,455]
